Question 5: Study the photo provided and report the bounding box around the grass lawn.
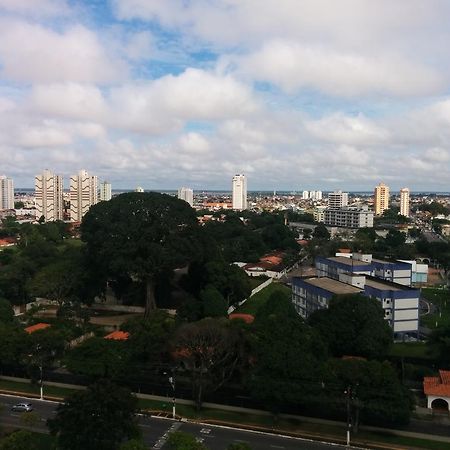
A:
[248,276,268,290]
[237,282,291,315]
[421,287,450,329]
[0,379,81,399]
[389,342,432,360]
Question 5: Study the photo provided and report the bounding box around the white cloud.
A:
[0,20,126,83]
[232,40,444,96]
[178,132,211,154]
[0,0,70,17]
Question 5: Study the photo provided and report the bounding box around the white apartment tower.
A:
[0,176,14,210]
[35,170,64,221]
[374,182,390,216]
[70,170,98,222]
[178,187,194,207]
[232,174,247,210]
[400,188,410,218]
[99,181,112,202]
[328,190,349,209]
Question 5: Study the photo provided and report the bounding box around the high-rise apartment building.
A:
[0,176,14,210]
[70,170,98,222]
[302,190,309,200]
[232,174,247,210]
[309,190,322,201]
[400,187,410,218]
[99,181,112,202]
[35,170,64,221]
[178,187,194,207]
[374,182,390,215]
[328,190,349,209]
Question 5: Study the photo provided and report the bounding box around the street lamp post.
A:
[39,363,43,400]
[168,373,176,419]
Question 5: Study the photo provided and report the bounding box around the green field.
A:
[421,287,450,329]
[237,282,291,315]
[389,342,432,360]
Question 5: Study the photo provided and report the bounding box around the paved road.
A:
[0,394,353,449]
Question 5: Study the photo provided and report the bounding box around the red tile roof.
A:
[229,313,254,324]
[424,370,450,397]
[24,323,51,334]
[104,330,129,341]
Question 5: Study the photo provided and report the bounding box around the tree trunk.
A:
[145,277,157,317]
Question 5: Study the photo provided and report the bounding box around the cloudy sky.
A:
[2,0,450,191]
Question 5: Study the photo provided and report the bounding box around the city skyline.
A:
[2,2,450,189]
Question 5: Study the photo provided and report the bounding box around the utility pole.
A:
[164,369,176,419]
[345,386,352,446]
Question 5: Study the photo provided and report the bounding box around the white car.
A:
[11,402,33,412]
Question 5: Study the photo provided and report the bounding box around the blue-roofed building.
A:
[371,258,412,286]
[291,274,419,338]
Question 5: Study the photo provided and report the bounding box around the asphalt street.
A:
[0,394,352,449]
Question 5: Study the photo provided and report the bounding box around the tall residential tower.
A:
[0,176,14,210]
[400,188,410,218]
[99,181,112,201]
[35,170,64,221]
[178,187,194,207]
[70,170,98,222]
[328,190,349,209]
[232,174,247,210]
[374,182,390,216]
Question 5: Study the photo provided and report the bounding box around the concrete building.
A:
[302,190,309,200]
[324,206,373,228]
[135,187,144,193]
[400,187,410,217]
[316,254,414,287]
[99,181,112,202]
[70,170,98,222]
[328,190,348,209]
[35,170,64,221]
[292,274,419,336]
[178,187,194,207]
[309,190,322,201]
[0,176,14,210]
[374,182,390,215]
[424,370,450,412]
[232,174,247,210]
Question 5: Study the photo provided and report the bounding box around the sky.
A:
[2,0,450,191]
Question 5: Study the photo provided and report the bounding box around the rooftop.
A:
[104,330,130,341]
[302,277,362,295]
[424,370,450,397]
[326,256,372,267]
[24,323,51,334]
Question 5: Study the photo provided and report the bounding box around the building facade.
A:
[178,187,194,207]
[374,182,390,215]
[99,181,112,202]
[292,275,419,336]
[400,187,410,217]
[70,170,98,222]
[232,174,247,210]
[0,176,14,210]
[324,206,374,228]
[328,190,349,209]
[35,170,64,221]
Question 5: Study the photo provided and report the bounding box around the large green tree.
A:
[249,292,327,413]
[309,294,392,360]
[172,318,244,409]
[48,380,139,450]
[0,430,37,450]
[81,192,198,315]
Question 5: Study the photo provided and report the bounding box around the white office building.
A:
[178,187,194,207]
[0,176,14,210]
[324,206,374,228]
[232,174,247,210]
[35,170,64,221]
[99,181,112,201]
[70,170,98,222]
[328,190,349,209]
[400,188,410,218]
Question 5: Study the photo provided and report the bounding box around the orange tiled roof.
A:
[104,330,130,340]
[229,313,255,324]
[24,323,51,334]
[423,370,450,397]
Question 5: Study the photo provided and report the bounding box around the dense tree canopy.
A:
[48,380,139,450]
[81,192,199,315]
[309,294,392,360]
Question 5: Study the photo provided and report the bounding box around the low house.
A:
[244,252,287,279]
[424,370,450,412]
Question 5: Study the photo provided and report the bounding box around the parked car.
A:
[11,402,33,412]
